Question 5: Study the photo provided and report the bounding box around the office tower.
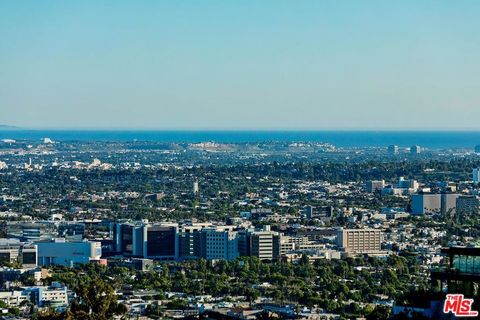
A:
[456,196,480,216]
[441,193,460,216]
[193,177,199,195]
[366,180,385,193]
[336,228,382,254]
[238,230,251,257]
[388,145,399,155]
[143,224,178,260]
[36,239,102,267]
[411,194,441,215]
[397,177,419,190]
[114,221,180,260]
[198,227,239,261]
[248,225,278,261]
[410,145,421,155]
[114,222,144,257]
[178,224,205,260]
[473,168,480,183]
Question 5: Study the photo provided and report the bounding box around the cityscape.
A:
[2,1,480,319]
[0,137,480,319]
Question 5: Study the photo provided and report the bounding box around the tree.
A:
[70,277,127,320]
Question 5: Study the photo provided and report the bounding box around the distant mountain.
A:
[0,124,20,130]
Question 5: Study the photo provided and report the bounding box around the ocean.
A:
[0,130,479,149]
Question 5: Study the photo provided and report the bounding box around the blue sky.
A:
[1,1,479,129]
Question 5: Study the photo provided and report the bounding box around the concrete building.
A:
[366,180,385,193]
[248,226,279,261]
[441,193,460,216]
[36,239,102,267]
[381,177,419,196]
[274,235,296,258]
[337,228,382,254]
[0,239,37,268]
[0,282,69,308]
[31,282,69,307]
[0,290,31,307]
[198,227,239,261]
[456,196,480,215]
[411,194,441,215]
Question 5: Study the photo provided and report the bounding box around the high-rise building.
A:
[388,145,399,155]
[198,227,239,261]
[410,145,421,155]
[456,196,480,216]
[411,194,441,215]
[366,180,385,193]
[397,177,419,190]
[441,193,460,216]
[248,225,278,261]
[114,222,144,257]
[473,168,480,183]
[178,223,210,260]
[143,224,178,260]
[336,228,382,254]
[113,221,179,260]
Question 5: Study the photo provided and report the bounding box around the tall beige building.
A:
[337,228,382,254]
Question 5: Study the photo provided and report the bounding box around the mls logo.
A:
[443,294,478,317]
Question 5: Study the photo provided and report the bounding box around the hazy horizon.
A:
[2,1,480,129]
[3,125,480,132]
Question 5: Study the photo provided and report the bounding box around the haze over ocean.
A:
[1,130,479,148]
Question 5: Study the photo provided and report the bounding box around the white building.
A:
[0,282,68,308]
[0,290,31,307]
[36,239,101,267]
